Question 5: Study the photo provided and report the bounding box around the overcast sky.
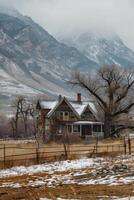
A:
[0,0,134,49]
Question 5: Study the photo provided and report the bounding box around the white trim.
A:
[73,121,104,125]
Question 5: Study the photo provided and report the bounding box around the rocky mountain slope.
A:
[0,9,97,100]
[0,7,134,105]
[60,32,134,67]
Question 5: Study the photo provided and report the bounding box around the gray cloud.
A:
[0,0,134,49]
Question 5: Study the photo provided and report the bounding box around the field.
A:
[0,139,134,199]
[0,154,134,199]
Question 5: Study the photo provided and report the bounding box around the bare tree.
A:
[10,97,23,138]
[10,97,38,139]
[72,65,134,138]
[28,101,41,147]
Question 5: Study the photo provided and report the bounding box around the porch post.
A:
[101,124,102,137]
[91,124,93,136]
[80,124,82,137]
[72,124,73,133]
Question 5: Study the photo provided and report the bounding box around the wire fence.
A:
[0,139,133,169]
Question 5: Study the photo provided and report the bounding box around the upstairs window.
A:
[59,111,69,121]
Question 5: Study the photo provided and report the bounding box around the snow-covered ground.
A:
[0,157,98,178]
[0,155,134,178]
[0,155,134,190]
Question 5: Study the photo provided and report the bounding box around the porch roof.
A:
[73,121,104,125]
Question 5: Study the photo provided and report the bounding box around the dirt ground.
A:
[0,183,134,200]
[0,139,134,199]
[0,153,134,199]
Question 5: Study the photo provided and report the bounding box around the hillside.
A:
[0,10,97,100]
[1,8,134,106]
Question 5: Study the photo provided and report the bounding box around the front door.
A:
[82,125,92,138]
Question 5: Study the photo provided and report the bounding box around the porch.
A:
[67,121,104,138]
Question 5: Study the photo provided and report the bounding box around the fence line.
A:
[0,143,133,169]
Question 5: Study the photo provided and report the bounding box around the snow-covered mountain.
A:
[1,7,134,106]
[0,9,97,101]
[60,32,134,67]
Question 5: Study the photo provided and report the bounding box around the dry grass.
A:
[0,138,133,168]
[0,184,134,200]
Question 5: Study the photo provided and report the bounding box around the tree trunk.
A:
[104,113,112,138]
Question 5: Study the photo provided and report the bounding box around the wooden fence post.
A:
[128,137,131,155]
[36,147,39,164]
[3,144,6,168]
[124,136,127,155]
[95,137,98,155]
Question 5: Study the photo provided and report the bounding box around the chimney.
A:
[77,93,81,102]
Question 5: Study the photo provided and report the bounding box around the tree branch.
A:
[73,73,107,108]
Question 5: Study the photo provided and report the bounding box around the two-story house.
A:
[36,93,104,139]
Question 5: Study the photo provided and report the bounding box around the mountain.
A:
[0,9,97,102]
[60,32,134,67]
[1,7,134,111]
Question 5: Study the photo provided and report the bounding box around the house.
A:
[36,93,104,139]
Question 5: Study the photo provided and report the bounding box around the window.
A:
[70,112,76,120]
[59,112,64,120]
[73,125,80,133]
[93,125,101,132]
[64,111,69,120]
[59,111,69,121]
[45,124,49,131]
[45,119,50,131]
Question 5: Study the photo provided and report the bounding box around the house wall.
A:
[38,109,50,133]
[45,100,79,135]
[51,100,78,122]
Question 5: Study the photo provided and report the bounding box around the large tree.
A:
[72,65,134,138]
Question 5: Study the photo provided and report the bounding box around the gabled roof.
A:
[47,97,80,118]
[69,101,97,116]
[81,104,99,120]
[40,100,58,110]
[69,102,87,116]
[37,95,97,119]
